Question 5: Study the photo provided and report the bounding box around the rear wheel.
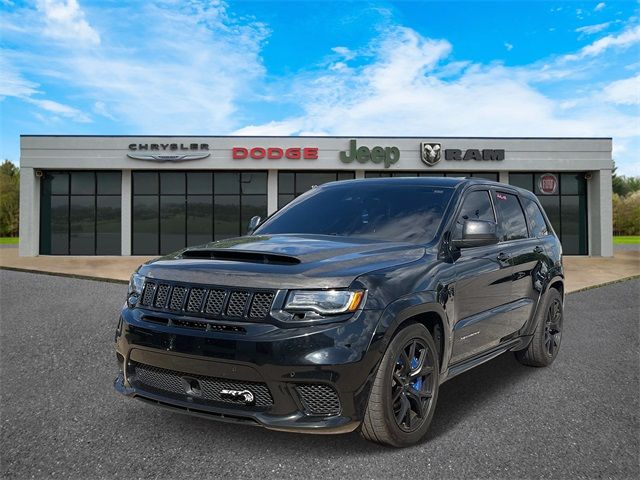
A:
[515,288,564,367]
[360,324,439,447]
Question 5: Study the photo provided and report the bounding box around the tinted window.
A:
[494,192,528,241]
[257,184,453,243]
[454,190,494,238]
[522,197,549,238]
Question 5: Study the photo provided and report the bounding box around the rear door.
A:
[491,190,542,336]
[450,189,513,364]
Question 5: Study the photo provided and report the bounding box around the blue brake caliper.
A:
[411,356,423,390]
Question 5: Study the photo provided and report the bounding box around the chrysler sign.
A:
[127,143,210,162]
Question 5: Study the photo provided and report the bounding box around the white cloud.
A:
[234,25,639,174]
[24,97,91,122]
[36,0,100,46]
[595,3,606,12]
[602,75,640,105]
[2,1,269,133]
[504,42,513,51]
[0,55,40,98]
[576,22,611,35]
[564,24,640,61]
[332,46,356,61]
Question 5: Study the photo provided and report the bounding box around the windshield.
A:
[255,183,454,243]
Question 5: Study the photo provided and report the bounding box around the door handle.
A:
[497,252,510,262]
[533,246,544,254]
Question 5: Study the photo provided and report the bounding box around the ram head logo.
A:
[421,142,442,166]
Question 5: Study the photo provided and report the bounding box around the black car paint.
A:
[115,177,564,433]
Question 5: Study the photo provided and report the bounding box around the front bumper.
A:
[114,306,383,433]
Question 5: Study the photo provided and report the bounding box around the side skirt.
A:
[440,337,529,384]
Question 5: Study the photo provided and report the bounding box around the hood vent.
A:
[181,249,301,265]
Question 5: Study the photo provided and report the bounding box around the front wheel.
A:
[360,323,440,447]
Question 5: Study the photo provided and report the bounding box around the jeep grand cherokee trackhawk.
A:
[115,177,564,447]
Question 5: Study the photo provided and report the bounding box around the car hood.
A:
[137,234,426,289]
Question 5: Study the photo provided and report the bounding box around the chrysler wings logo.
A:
[421,142,442,166]
[127,153,211,162]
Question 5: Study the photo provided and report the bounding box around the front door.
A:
[450,189,513,364]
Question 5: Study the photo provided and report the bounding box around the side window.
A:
[522,197,549,237]
[494,192,528,241]
[454,190,495,238]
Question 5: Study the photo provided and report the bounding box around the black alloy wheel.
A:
[515,288,564,367]
[361,323,440,447]
[544,298,563,357]
[391,338,436,432]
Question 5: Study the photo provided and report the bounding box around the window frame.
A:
[131,170,268,255]
[40,170,122,255]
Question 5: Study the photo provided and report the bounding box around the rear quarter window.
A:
[522,197,550,237]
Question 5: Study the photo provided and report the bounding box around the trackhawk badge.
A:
[126,153,211,162]
[421,142,441,166]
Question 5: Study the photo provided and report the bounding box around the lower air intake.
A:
[295,384,342,416]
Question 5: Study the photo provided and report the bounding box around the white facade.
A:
[19,135,613,257]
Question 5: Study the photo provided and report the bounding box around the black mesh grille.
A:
[296,384,341,416]
[204,290,225,315]
[133,362,273,407]
[226,291,249,317]
[154,285,171,308]
[138,281,274,323]
[186,288,206,312]
[141,283,156,306]
[169,286,188,311]
[250,292,275,318]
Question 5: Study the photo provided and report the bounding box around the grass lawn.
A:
[613,236,640,245]
[0,237,19,245]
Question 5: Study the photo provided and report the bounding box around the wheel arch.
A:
[371,293,451,374]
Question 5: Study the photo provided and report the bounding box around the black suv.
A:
[115,177,564,447]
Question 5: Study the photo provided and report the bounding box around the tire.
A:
[360,323,440,447]
[515,288,564,367]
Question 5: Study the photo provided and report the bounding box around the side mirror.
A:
[452,220,499,249]
[247,215,261,235]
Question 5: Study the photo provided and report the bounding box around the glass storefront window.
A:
[508,172,587,255]
[40,171,122,255]
[132,171,267,254]
[277,171,355,208]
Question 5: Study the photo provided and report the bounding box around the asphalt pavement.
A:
[1,270,638,479]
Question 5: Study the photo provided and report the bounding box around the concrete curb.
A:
[0,266,129,285]
[566,274,640,295]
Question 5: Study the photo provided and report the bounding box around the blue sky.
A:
[1,0,639,175]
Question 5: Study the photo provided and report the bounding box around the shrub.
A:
[613,191,640,236]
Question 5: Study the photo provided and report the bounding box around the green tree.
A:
[612,161,640,197]
[0,160,20,237]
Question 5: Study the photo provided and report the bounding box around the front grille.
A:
[154,284,170,308]
[250,292,275,318]
[296,384,342,416]
[132,362,273,408]
[139,281,274,322]
[226,291,249,317]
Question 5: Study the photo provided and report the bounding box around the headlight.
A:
[127,273,145,306]
[284,290,364,315]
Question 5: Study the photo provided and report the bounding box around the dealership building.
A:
[19,135,613,257]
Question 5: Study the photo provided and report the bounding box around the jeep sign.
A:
[339,140,400,168]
